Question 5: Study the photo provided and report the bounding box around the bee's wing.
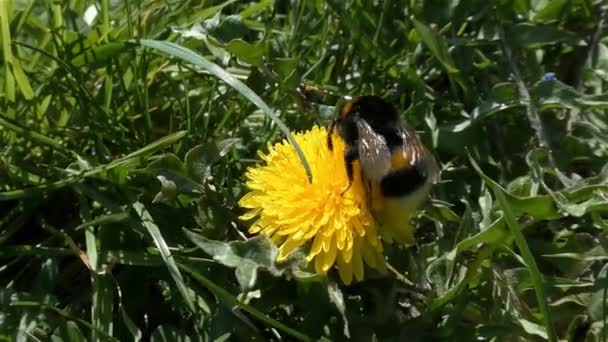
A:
[356,120,392,181]
[397,125,440,184]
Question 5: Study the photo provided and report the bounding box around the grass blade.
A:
[137,39,313,182]
[0,111,75,157]
[132,202,196,312]
[0,131,187,201]
[0,0,15,103]
[469,155,558,342]
[11,301,119,342]
[179,263,311,342]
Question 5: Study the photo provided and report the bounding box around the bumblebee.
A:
[327,96,439,245]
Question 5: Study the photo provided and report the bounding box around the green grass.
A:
[2,0,608,341]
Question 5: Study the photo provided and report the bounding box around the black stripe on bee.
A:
[380,165,427,197]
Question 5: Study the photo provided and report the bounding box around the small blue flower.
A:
[541,73,556,82]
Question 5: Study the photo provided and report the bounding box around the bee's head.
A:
[339,96,400,125]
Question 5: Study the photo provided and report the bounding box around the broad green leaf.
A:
[470,155,559,220]
[427,201,460,223]
[532,79,608,110]
[139,153,201,200]
[205,14,248,44]
[224,39,265,65]
[506,23,578,47]
[412,19,459,74]
[147,154,188,174]
[513,0,531,15]
[490,82,519,102]
[152,175,178,205]
[71,42,128,67]
[184,140,240,182]
[183,229,281,291]
[517,318,548,340]
[143,170,199,197]
[502,267,594,293]
[327,281,350,338]
[73,212,129,231]
[470,155,558,342]
[533,0,568,22]
[196,0,238,20]
[185,145,212,182]
[528,156,608,217]
[274,57,299,82]
[429,261,469,310]
[10,59,34,100]
[470,99,520,121]
[587,263,608,322]
[239,0,274,18]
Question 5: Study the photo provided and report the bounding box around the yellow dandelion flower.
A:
[239,125,386,285]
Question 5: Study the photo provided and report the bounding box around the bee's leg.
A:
[341,147,357,194]
[344,148,357,184]
[367,180,384,223]
[365,178,373,210]
[327,121,336,151]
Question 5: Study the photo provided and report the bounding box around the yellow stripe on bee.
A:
[369,181,383,211]
[390,149,410,170]
[340,101,355,117]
